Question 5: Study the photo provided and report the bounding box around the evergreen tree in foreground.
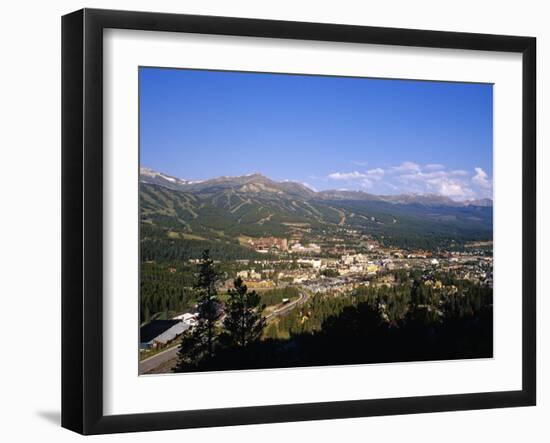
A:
[175,250,221,371]
[175,319,211,371]
[223,277,265,348]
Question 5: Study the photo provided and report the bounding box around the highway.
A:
[265,291,308,320]
[139,291,308,375]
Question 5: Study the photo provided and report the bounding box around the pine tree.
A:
[175,320,210,371]
[195,250,222,357]
[174,250,221,372]
[223,277,265,348]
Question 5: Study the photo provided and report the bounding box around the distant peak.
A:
[139,167,199,186]
[140,166,157,176]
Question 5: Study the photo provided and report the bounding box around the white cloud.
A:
[325,163,491,201]
[360,178,374,189]
[352,160,368,166]
[425,163,445,171]
[328,171,367,180]
[450,169,469,176]
[365,168,385,180]
[436,181,475,199]
[472,167,492,189]
[391,161,421,173]
[397,170,475,199]
[327,168,384,187]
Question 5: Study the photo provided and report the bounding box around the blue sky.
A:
[140,67,493,200]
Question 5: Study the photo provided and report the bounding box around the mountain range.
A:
[139,167,493,254]
[140,167,492,208]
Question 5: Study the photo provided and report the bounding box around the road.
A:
[139,291,309,375]
[139,343,180,375]
[265,291,308,320]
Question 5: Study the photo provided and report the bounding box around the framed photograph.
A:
[62,8,536,435]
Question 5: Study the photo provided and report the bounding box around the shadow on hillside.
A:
[174,301,493,373]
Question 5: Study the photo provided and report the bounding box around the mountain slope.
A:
[139,168,493,254]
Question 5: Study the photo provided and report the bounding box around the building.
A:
[249,270,262,280]
[342,253,369,264]
[366,263,379,274]
[290,242,321,254]
[243,279,276,290]
[139,320,190,350]
[247,236,288,252]
[297,258,322,269]
[172,312,198,326]
[236,270,249,279]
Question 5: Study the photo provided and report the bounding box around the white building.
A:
[297,258,322,269]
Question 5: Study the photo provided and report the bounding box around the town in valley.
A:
[139,169,493,374]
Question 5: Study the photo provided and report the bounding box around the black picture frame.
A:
[62,8,536,435]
